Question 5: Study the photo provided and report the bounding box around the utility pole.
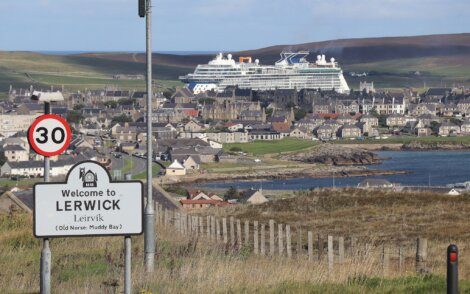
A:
[140,0,155,272]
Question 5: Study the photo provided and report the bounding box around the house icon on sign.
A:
[79,168,98,188]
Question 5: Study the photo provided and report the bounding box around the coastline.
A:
[164,166,410,184]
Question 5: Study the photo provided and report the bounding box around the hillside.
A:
[0,33,469,92]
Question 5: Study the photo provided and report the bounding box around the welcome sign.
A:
[34,161,143,238]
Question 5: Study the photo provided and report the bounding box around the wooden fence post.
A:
[365,243,371,259]
[318,234,323,261]
[211,216,216,240]
[286,225,292,258]
[260,224,266,256]
[382,245,389,277]
[308,231,313,261]
[216,218,221,242]
[278,224,284,256]
[416,238,428,274]
[230,217,235,247]
[398,244,404,272]
[199,216,204,235]
[188,215,192,235]
[222,218,228,244]
[206,216,211,239]
[254,221,259,254]
[296,225,302,257]
[350,236,357,258]
[328,235,334,272]
[236,219,242,250]
[269,220,275,256]
[338,237,344,264]
[244,220,250,247]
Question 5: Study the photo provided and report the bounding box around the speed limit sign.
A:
[28,114,72,157]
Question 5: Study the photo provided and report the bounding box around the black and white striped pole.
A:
[447,244,458,294]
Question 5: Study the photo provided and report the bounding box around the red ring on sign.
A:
[28,114,72,157]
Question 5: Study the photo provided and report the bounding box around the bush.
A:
[230,147,243,152]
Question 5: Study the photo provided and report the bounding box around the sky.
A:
[0,0,468,52]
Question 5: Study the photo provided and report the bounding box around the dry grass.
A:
[2,188,470,293]
[200,188,470,242]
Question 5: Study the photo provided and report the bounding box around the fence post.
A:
[236,219,242,250]
[297,225,302,257]
[350,236,357,258]
[188,215,192,235]
[338,237,344,264]
[260,224,266,256]
[286,225,292,258]
[230,217,235,247]
[206,216,211,239]
[398,244,404,272]
[416,237,428,274]
[199,216,204,235]
[216,218,221,242]
[382,245,389,277]
[308,231,313,261]
[318,234,323,261]
[254,221,259,254]
[244,220,250,247]
[269,220,275,256]
[211,216,216,240]
[278,224,284,256]
[328,235,334,272]
[222,218,228,244]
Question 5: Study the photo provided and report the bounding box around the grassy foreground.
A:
[1,213,469,293]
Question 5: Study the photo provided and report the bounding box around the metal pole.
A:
[124,236,132,294]
[447,244,458,294]
[40,102,51,294]
[144,0,155,272]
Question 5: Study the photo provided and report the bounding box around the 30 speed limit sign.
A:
[28,114,72,157]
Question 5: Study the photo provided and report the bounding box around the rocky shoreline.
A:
[400,142,470,151]
[281,144,382,166]
[169,166,409,184]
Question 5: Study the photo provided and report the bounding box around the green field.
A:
[0,52,184,92]
[132,163,164,180]
[224,138,318,155]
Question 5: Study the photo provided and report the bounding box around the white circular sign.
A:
[28,114,72,157]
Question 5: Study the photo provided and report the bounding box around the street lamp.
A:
[138,0,155,273]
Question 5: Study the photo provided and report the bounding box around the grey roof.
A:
[3,145,26,151]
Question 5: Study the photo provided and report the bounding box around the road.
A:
[110,153,147,177]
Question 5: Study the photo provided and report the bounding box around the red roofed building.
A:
[317,113,340,119]
[183,109,199,117]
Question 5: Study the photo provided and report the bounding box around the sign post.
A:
[28,104,72,294]
[33,160,143,293]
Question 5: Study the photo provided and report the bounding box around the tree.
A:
[104,101,118,109]
[111,114,133,125]
[0,152,6,166]
[66,110,84,124]
[224,186,239,201]
[294,108,307,120]
[117,98,133,106]
[198,98,216,105]
[265,108,273,117]
[163,89,174,100]
[73,104,85,110]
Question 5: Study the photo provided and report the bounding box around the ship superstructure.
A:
[179,51,350,94]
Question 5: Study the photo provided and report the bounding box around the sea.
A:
[200,151,470,190]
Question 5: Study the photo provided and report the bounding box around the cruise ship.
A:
[179,51,350,94]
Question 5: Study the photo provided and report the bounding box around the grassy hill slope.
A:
[1,33,469,92]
